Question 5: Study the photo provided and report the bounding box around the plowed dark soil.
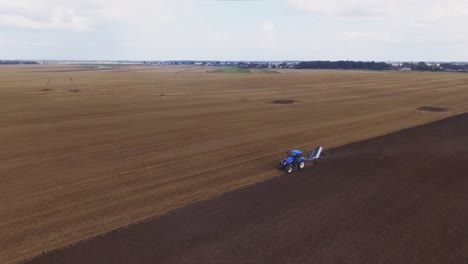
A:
[27,113,468,264]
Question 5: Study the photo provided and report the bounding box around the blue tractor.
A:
[277,146,323,174]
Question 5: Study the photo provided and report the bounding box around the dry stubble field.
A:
[1,65,468,263]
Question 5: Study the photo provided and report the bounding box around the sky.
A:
[0,0,467,61]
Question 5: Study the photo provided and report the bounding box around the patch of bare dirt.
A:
[270,99,300,104]
[418,106,449,112]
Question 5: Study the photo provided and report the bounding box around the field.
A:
[28,113,468,264]
[2,65,468,263]
[260,68,280,74]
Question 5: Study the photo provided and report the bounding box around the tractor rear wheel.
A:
[285,165,293,174]
[298,161,305,170]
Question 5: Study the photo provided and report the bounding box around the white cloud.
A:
[286,0,468,60]
[0,1,91,31]
[287,0,468,20]
[0,10,89,32]
[260,20,277,49]
[0,0,197,32]
[335,31,394,42]
[287,0,386,17]
[262,20,275,31]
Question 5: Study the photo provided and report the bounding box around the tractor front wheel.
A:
[285,165,293,174]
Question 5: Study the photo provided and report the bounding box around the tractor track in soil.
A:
[26,113,468,264]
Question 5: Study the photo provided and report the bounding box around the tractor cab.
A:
[288,150,303,158]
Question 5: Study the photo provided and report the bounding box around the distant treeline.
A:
[0,60,38,65]
[295,61,468,72]
[296,61,392,70]
[438,63,468,71]
[400,62,436,71]
[399,62,468,72]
